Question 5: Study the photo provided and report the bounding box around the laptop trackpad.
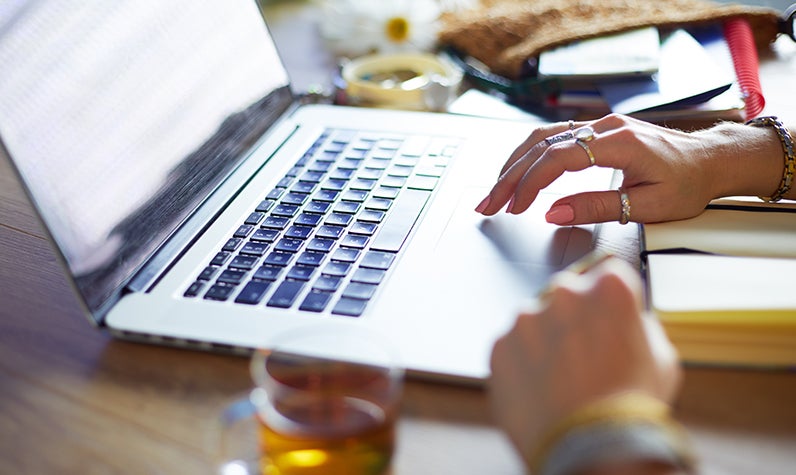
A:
[434,187,595,269]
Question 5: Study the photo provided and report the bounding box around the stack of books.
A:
[642,197,796,368]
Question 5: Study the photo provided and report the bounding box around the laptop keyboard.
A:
[183,128,459,317]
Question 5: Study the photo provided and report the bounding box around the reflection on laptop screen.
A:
[0,0,292,313]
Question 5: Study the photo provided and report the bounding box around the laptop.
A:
[0,0,613,384]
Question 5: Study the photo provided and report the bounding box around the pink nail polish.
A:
[545,205,575,224]
[475,195,491,213]
[506,196,516,214]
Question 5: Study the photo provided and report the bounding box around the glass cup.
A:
[214,326,404,475]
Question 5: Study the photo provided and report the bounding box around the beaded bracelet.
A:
[746,116,795,202]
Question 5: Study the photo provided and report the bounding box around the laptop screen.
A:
[0,0,293,315]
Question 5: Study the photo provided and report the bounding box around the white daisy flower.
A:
[317,0,442,57]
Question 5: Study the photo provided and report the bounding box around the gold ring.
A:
[618,187,631,224]
[575,139,596,166]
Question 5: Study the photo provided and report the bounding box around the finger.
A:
[506,126,647,215]
[544,181,677,225]
[477,121,585,215]
[499,120,582,177]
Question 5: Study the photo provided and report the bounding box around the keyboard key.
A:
[253,265,283,281]
[210,252,231,266]
[365,198,392,211]
[235,281,271,305]
[342,282,378,300]
[274,237,304,253]
[222,238,243,252]
[245,212,265,225]
[299,291,332,312]
[358,210,385,223]
[287,265,316,281]
[350,178,376,191]
[333,201,361,214]
[272,204,299,217]
[307,238,335,253]
[281,192,309,206]
[295,213,323,227]
[217,269,247,285]
[370,189,430,252]
[229,255,258,270]
[407,175,438,191]
[296,251,326,267]
[329,168,355,180]
[321,179,347,192]
[341,190,368,202]
[299,171,325,183]
[251,228,279,242]
[284,225,313,240]
[372,186,399,199]
[267,281,306,308]
[276,176,294,188]
[381,176,406,188]
[262,216,290,229]
[340,234,369,249]
[325,212,354,227]
[357,168,383,180]
[198,266,218,281]
[361,250,396,270]
[204,284,235,301]
[255,199,275,212]
[263,252,295,267]
[308,160,333,172]
[322,261,351,277]
[351,267,386,285]
[184,281,205,297]
[305,201,331,214]
[315,189,340,202]
[331,248,360,263]
[240,242,269,256]
[234,225,254,238]
[316,225,345,240]
[266,187,285,200]
[312,275,342,292]
[292,182,317,194]
[332,297,368,317]
[349,222,378,236]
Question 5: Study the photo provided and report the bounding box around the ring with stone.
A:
[574,127,597,166]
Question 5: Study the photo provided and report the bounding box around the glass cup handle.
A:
[211,391,262,475]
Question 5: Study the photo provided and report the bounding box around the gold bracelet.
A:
[746,116,795,202]
[529,392,697,475]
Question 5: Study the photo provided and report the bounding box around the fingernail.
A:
[545,204,575,224]
[475,195,491,213]
[506,196,516,214]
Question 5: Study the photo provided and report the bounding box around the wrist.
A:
[702,119,793,201]
[529,392,697,475]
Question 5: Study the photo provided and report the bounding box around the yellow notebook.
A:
[642,198,796,367]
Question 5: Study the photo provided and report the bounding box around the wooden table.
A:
[2,5,796,473]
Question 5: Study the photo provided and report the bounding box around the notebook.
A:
[0,0,613,384]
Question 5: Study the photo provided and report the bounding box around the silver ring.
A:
[568,120,575,131]
[618,187,631,225]
[545,131,574,146]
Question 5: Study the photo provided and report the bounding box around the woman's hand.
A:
[474,114,784,225]
[488,256,681,464]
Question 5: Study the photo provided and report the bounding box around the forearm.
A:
[700,119,796,201]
